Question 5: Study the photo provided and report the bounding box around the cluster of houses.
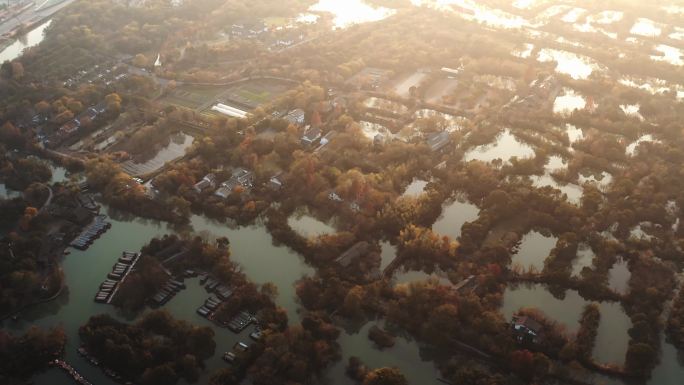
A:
[192,168,255,198]
[54,102,107,145]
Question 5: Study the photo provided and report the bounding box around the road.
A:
[0,0,76,36]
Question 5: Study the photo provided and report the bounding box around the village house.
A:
[336,241,371,267]
[301,126,322,147]
[214,168,254,199]
[193,173,217,193]
[285,108,306,126]
[328,191,343,202]
[269,173,284,191]
[426,131,451,152]
[511,315,543,345]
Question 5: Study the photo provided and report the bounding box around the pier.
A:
[51,359,93,385]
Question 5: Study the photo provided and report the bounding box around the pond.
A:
[502,284,631,365]
[531,173,583,204]
[309,0,396,29]
[578,171,612,190]
[593,302,631,365]
[287,211,336,238]
[0,19,52,63]
[608,258,630,295]
[620,104,644,121]
[410,109,465,134]
[587,10,623,25]
[513,43,535,58]
[626,134,658,156]
[630,18,662,37]
[359,120,392,141]
[402,178,428,197]
[553,88,586,115]
[189,215,314,322]
[393,269,451,286]
[565,124,584,144]
[510,231,557,272]
[5,207,316,385]
[571,243,595,277]
[502,283,586,334]
[321,320,442,385]
[537,48,600,80]
[651,44,684,66]
[464,129,535,163]
[120,132,194,176]
[432,198,480,240]
[379,241,397,271]
[560,7,586,23]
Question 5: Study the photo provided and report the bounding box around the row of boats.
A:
[94,251,140,303]
[51,359,93,385]
[150,278,186,306]
[70,215,111,250]
[77,347,124,382]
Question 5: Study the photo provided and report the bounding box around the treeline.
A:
[79,310,215,385]
[0,326,66,383]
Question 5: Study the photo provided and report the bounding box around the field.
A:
[163,79,292,116]
[160,85,228,110]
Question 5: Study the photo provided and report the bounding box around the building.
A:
[301,126,322,147]
[328,191,343,202]
[194,173,217,193]
[511,315,543,345]
[285,109,306,126]
[215,168,254,199]
[336,241,371,267]
[426,131,451,152]
[269,173,284,191]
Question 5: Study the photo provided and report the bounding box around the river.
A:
[0,19,52,63]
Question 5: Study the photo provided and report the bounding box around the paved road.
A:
[0,0,75,36]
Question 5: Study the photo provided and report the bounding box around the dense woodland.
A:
[2,0,684,384]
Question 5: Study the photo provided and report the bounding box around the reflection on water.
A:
[630,18,662,37]
[510,231,557,271]
[287,212,336,237]
[553,88,586,115]
[532,174,583,204]
[537,48,600,80]
[566,124,584,144]
[571,243,594,276]
[189,215,314,322]
[432,198,479,239]
[651,44,684,66]
[402,178,428,197]
[502,283,586,333]
[593,302,631,365]
[464,129,535,163]
[626,134,658,156]
[323,320,442,385]
[503,283,631,362]
[0,19,52,63]
[120,132,194,176]
[309,0,395,29]
[379,241,397,271]
[608,258,630,295]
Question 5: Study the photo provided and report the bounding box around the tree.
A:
[362,367,408,385]
[11,61,24,79]
[141,364,177,385]
[133,53,148,67]
[625,342,657,375]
